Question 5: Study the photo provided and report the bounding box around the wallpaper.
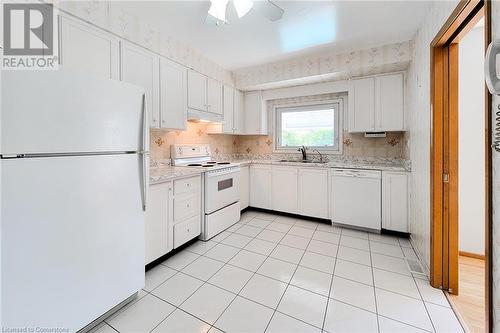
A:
[54,1,234,85]
[233,41,412,90]
[150,92,408,162]
[491,0,500,329]
[406,0,460,274]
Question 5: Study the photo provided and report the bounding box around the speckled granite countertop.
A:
[229,159,410,172]
[149,166,203,185]
[150,157,410,184]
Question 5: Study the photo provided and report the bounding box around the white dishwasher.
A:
[331,169,382,230]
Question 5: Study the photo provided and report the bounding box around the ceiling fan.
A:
[205,0,285,26]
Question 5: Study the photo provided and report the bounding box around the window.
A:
[275,100,342,153]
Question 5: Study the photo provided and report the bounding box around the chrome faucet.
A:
[298,146,307,161]
[312,149,323,162]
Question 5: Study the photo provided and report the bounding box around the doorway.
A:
[430,0,492,332]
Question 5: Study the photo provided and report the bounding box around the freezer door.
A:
[1,70,146,155]
[1,154,145,331]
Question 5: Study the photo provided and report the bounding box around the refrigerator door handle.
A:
[140,93,149,211]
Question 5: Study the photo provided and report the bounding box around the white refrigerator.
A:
[1,71,149,331]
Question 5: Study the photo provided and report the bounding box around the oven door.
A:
[205,167,241,214]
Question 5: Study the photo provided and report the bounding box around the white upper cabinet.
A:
[187,70,207,112]
[244,91,268,135]
[376,73,405,131]
[382,171,409,233]
[348,77,375,132]
[233,90,244,134]
[120,41,159,127]
[207,78,223,116]
[58,15,119,80]
[348,73,405,132]
[160,57,187,130]
[271,166,298,214]
[298,168,329,219]
[187,70,223,121]
[222,85,235,134]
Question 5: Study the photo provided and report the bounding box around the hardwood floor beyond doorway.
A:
[448,256,485,333]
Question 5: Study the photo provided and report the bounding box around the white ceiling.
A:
[113,1,431,70]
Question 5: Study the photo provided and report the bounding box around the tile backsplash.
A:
[150,123,408,162]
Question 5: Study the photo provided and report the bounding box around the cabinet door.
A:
[187,70,207,111]
[376,73,404,131]
[298,168,329,219]
[222,85,234,134]
[382,171,408,232]
[348,77,375,132]
[120,42,159,128]
[145,182,172,264]
[250,165,272,209]
[272,167,298,214]
[244,91,267,135]
[233,90,245,134]
[239,166,249,210]
[207,78,223,115]
[160,57,187,130]
[59,15,119,80]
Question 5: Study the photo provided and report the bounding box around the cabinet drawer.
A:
[174,176,200,195]
[173,192,200,222]
[173,215,200,249]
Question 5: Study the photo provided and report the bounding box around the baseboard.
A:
[409,235,430,278]
[459,251,485,260]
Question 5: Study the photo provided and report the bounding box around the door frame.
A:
[430,0,492,331]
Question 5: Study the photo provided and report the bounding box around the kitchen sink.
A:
[278,159,327,164]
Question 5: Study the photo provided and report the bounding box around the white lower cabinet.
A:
[250,165,272,209]
[382,171,409,232]
[145,175,201,264]
[173,215,201,249]
[145,182,173,265]
[298,168,329,219]
[172,175,202,249]
[271,166,298,214]
[240,165,249,210]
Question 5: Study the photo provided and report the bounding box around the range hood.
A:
[187,109,223,123]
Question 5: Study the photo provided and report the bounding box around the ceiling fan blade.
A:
[253,0,284,22]
[205,13,226,26]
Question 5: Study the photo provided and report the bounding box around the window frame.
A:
[273,99,343,154]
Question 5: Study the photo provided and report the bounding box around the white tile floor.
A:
[97,211,464,333]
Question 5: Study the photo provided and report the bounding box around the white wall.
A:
[406,0,459,274]
[458,26,485,255]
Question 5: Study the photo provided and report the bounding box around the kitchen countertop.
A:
[149,166,204,184]
[229,159,410,172]
[150,157,410,184]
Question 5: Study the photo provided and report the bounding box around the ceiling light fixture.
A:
[205,0,283,26]
[208,0,230,25]
[233,0,253,18]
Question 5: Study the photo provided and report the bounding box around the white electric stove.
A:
[171,144,241,240]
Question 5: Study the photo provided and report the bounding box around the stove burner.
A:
[217,162,230,165]
[187,164,202,166]
[202,165,214,167]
